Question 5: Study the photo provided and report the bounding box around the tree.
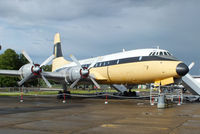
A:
[18,53,29,67]
[0,49,22,87]
[0,49,21,70]
[42,64,52,72]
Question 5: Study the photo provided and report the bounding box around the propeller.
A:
[69,55,101,89]
[188,62,195,70]
[18,50,55,87]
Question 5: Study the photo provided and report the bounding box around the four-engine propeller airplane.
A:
[0,33,190,90]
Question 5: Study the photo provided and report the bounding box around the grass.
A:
[70,89,118,94]
[0,91,58,96]
[0,88,152,96]
[0,89,117,96]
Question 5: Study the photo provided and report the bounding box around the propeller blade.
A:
[70,78,81,89]
[40,55,55,67]
[22,50,33,63]
[89,76,101,89]
[188,62,195,70]
[88,57,100,70]
[18,74,33,86]
[41,75,52,88]
[70,54,83,69]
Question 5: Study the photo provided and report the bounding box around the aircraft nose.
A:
[176,63,189,76]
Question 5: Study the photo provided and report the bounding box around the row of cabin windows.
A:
[149,51,171,56]
[82,60,120,68]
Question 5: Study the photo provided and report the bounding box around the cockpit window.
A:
[156,52,159,55]
[150,51,172,56]
[167,52,171,56]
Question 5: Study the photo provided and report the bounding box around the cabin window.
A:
[117,60,119,64]
[149,52,153,56]
[160,52,163,55]
[164,52,167,55]
[139,56,142,61]
[152,52,156,55]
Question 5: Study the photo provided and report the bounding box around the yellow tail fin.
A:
[52,33,70,72]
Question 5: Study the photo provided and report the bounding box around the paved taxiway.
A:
[0,96,200,134]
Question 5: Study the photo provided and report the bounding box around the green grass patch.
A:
[0,91,58,96]
[0,88,152,96]
[70,89,118,94]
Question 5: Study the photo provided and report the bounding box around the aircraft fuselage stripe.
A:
[55,55,178,72]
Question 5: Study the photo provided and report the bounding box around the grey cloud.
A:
[0,0,174,23]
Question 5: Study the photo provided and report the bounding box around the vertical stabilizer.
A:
[54,33,63,57]
[52,33,70,72]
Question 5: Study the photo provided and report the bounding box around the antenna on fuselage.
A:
[157,46,160,49]
[122,48,126,52]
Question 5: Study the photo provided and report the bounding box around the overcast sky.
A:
[0,0,200,74]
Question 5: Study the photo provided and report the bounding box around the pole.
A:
[177,89,181,106]
[151,96,154,105]
[20,87,23,102]
[63,93,66,103]
[105,94,108,104]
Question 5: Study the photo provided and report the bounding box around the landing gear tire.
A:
[123,91,136,96]
[57,91,71,99]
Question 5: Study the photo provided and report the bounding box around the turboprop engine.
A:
[64,55,101,89]
[19,63,41,79]
[18,50,55,87]
[65,66,82,83]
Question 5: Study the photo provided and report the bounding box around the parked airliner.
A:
[0,33,189,89]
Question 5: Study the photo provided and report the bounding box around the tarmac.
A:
[0,96,200,134]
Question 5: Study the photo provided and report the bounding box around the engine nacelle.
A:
[19,63,33,79]
[19,63,42,79]
[65,67,82,84]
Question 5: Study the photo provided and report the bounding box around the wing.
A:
[41,72,65,79]
[192,75,200,78]
[0,69,65,80]
[0,70,20,76]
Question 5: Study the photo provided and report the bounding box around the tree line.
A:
[0,49,52,87]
